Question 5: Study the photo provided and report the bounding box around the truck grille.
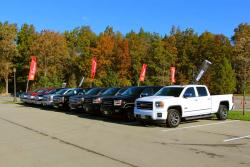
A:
[84,98,92,104]
[53,97,61,103]
[136,101,153,110]
[102,99,113,107]
[69,98,79,103]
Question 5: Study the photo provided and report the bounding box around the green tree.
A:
[126,28,152,85]
[233,23,250,93]
[16,23,37,90]
[172,28,199,84]
[64,26,97,87]
[213,58,236,94]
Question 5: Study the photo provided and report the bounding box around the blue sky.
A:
[0,0,249,37]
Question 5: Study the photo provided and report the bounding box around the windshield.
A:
[37,89,46,93]
[54,89,69,95]
[154,87,184,97]
[102,88,119,96]
[115,88,127,96]
[65,89,77,96]
[85,88,101,95]
[121,87,140,96]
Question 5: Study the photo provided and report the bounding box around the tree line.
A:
[0,22,250,95]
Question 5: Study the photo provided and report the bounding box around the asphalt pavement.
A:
[0,97,249,167]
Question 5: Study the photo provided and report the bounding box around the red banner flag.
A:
[28,56,37,81]
[170,66,176,84]
[91,57,97,79]
[139,64,147,82]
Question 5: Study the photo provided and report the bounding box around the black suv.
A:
[68,88,106,110]
[83,87,126,114]
[100,86,162,120]
[53,88,87,109]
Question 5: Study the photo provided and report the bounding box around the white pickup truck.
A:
[134,85,234,127]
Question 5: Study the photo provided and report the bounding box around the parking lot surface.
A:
[0,98,250,167]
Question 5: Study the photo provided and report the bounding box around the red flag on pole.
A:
[170,66,176,84]
[91,57,97,79]
[28,56,37,81]
[139,64,147,82]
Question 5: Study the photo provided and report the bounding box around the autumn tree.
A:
[30,30,69,87]
[0,22,17,94]
[91,26,116,86]
[113,33,131,86]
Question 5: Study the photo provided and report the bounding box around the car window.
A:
[55,89,68,95]
[86,88,101,95]
[183,87,196,98]
[121,87,140,96]
[196,87,208,97]
[102,88,119,95]
[65,90,75,95]
[115,88,127,96]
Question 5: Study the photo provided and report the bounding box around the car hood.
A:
[136,96,177,102]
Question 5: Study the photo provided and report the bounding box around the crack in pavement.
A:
[0,116,138,167]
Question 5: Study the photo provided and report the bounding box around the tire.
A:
[126,111,135,121]
[216,105,228,120]
[166,109,181,128]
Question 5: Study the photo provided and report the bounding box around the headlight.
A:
[38,96,43,100]
[114,100,123,106]
[155,101,164,108]
[93,98,102,104]
[61,97,65,102]
[81,97,85,102]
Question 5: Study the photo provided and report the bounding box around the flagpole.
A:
[26,80,29,93]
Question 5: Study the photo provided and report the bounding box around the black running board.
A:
[184,114,213,121]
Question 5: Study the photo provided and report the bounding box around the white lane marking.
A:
[224,135,250,142]
[161,120,239,132]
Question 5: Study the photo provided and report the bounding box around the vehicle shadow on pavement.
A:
[17,103,214,128]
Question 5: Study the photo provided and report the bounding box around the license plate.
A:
[141,115,146,119]
[104,111,108,115]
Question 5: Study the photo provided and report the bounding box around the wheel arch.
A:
[167,105,183,117]
[219,101,229,110]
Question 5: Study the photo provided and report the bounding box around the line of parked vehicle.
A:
[20,84,234,127]
[20,86,162,120]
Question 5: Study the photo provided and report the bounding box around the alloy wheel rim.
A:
[170,112,179,125]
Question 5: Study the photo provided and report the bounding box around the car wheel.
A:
[167,109,181,128]
[216,105,228,120]
[126,111,135,121]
